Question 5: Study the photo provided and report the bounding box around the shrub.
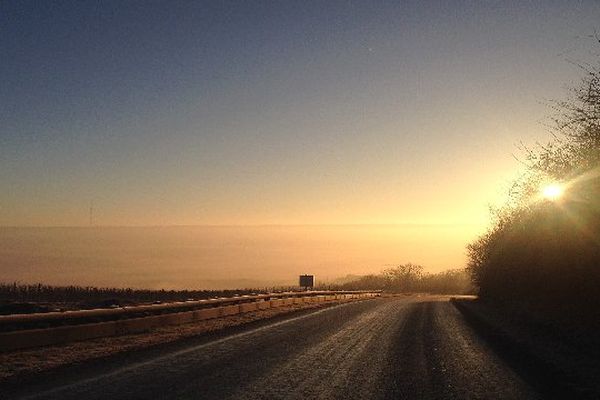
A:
[467,55,600,325]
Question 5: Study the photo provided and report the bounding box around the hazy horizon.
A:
[0,222,479,228]
[0,224,479,289]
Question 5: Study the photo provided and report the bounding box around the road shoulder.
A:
[0,298,372,388]
[452,298,600,399]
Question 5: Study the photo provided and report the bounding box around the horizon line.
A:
[0,222,482,228]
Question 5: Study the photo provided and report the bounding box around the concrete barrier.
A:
[282,298,295,306]
[257,300,270,310]
[270,299,285,308]
[219,305,240,317]
[194,308,220,320]
[0,321,117,352]
[239,302,259,313]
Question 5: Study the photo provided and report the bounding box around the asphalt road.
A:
[9,296,541,400]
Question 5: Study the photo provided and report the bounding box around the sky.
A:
[2,1,600,227]
[1,2,600,286]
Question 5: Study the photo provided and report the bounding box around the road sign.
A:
[299,274,314,288]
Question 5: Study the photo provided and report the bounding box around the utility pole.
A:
[89,200,94,226]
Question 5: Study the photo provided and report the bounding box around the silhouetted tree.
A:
[467,50,600,327]
[340,265,472,294]
[383,263,424,292]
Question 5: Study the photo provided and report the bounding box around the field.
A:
[0,282,297,315]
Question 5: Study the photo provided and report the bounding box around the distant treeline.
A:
[467,53,600,329]
[335,264,473,294]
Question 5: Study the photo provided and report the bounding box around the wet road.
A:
[10,296,540,399]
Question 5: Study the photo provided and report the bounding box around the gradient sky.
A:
[2,1,600,228]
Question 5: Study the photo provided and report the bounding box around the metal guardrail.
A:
[0,290,380,326]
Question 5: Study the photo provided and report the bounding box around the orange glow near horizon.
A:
[0,224,481,289]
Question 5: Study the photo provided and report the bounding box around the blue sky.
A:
[2,1,600,226]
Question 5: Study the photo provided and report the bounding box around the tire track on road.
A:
[229,298,411,400]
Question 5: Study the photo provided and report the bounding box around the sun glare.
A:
[541,184,563,201]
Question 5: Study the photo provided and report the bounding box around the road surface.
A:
[8,296,541,400]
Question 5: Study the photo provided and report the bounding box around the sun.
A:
[541,183,564,201]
